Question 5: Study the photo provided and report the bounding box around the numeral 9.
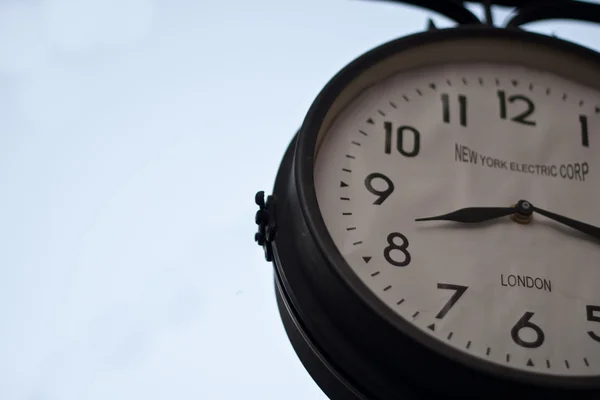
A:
[364,173,394,205]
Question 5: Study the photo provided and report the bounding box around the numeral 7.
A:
[436,283,468,319]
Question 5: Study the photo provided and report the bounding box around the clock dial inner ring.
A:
[313,61,600,377]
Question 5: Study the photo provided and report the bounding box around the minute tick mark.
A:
[359,130,368,136]
[351,141,361,146]
[378,110,386,116]
[346,227,356,231]
[346,155,355,159]
[390,101,397,108]
[383,285,392,291]
[412,311,419,318]
[342,168,351,173]
[340,197,350,201]
[353,241,363,246]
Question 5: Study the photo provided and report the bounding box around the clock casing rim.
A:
[271,25,600,399]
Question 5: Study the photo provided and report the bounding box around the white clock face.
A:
[314,63,600,377]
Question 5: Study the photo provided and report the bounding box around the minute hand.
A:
[532,206,600,240]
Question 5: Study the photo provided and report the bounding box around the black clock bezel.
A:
[270,25,600,399]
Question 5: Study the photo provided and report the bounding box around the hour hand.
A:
[415,206,517,223]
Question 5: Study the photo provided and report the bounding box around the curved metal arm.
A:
[506,1,600,28]
[366,0,600,31]
[368,0,482,25]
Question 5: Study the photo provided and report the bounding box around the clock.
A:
[254,26,600,399]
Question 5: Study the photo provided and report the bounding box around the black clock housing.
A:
[253,18,600,400]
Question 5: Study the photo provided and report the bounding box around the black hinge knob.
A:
[254,190,277,262]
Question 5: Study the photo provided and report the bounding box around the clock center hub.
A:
[512,199,533,224]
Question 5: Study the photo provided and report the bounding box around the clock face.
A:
[314,62,600,377]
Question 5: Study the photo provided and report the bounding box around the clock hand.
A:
[529,203,600,240]
[417,199,600,239]
[415,206,517,223]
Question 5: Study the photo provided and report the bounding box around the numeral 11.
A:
[441,93,467,127]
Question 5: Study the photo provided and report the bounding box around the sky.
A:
[0,0,599,399]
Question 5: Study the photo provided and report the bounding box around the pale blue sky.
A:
[0,1,599,399]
